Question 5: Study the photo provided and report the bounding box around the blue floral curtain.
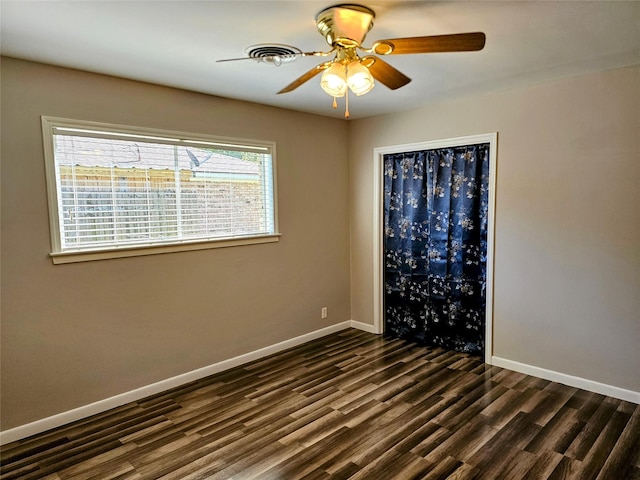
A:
[383,144,490,356]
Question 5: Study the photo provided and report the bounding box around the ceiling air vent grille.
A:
[244,44,302,65]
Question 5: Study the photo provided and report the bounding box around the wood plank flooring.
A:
[1,329,639,479]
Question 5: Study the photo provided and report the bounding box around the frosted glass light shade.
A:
[346,61,374,96]
[320,63,347,97]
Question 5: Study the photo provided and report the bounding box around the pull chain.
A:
[344,63,350,119]
[345,88,350,119]
[332,96,337,109]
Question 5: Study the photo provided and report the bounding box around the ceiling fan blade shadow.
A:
[374,32,486,55]
[362,56,411,90]
[277,62,332,94]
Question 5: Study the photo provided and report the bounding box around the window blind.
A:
[46,122,276,252]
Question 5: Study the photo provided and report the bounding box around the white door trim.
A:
[372,133,498,364]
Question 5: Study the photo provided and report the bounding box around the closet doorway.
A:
[372,134,497,363]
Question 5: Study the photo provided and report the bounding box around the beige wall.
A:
[2,57,639,433]
[0,57,351,430]
[349,65,640,392]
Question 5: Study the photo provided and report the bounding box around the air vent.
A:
[243,44,302,65]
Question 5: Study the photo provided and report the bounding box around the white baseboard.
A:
[492,356,640,404]
[10,324,633,445]
[349,319,380,334]
[1,321,354,445]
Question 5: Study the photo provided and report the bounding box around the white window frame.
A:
[41,116,280,264]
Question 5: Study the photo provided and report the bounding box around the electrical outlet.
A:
[321,307,328,319]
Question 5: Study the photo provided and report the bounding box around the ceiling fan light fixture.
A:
[320,62,347,97]
[228,3,488,116]
[346,61,374,95]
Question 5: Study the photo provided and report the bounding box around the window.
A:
[42,117,279,263]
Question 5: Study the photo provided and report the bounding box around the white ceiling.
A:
[1,1,639,119]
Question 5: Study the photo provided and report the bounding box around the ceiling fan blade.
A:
[217,56,266,63]
[277,62,333,94]
[361,56,411,90]
[217,51,328,63]
[373,32,486,55]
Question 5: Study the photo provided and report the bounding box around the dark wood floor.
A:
[1,329,639,480]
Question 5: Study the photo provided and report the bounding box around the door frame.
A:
[372,133,498,364]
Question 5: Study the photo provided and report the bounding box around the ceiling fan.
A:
[218,3,486,117]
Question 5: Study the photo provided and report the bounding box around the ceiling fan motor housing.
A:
[315,4,375,48]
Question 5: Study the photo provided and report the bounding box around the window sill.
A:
[49,234,281,264]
